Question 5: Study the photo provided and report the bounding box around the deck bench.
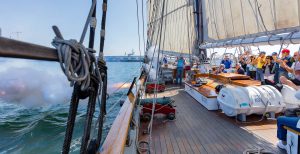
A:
[284,126,300,154]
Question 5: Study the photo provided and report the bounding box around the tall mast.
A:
[194,0,207,60]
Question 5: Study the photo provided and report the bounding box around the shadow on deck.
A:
[139,85,285,154]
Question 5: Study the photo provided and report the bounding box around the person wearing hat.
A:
[271,52,280,84]
[256,51,266,83]
[279,49,293,79]
[279,51,300,90]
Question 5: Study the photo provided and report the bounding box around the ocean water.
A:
[0,60,141,154]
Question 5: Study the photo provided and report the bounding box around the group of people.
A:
[223,49,300,150]
[213,49,300,89]
[212,55,245,75]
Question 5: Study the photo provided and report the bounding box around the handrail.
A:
[0,37,58,61]
[283,126,300,136]
[99,76,145,154]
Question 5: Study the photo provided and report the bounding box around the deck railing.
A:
[99,76,145,154]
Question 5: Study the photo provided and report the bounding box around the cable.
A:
[135,0,142,68]
[141,0,146,54]
[147,0,166,151]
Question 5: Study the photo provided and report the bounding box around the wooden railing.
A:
[0,37,58,61]
[98,76,145,154]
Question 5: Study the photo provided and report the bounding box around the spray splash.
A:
[0,59,72,107]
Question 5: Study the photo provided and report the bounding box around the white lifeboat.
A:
[217,86,250,117]
[218,85,285,117]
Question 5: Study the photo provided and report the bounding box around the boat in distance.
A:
[105,50,143,62]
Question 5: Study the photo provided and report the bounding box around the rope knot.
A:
[52,36,100,91]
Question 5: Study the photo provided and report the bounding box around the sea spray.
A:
[0,59,72,107]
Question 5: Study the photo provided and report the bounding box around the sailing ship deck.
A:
[139,85,285,154]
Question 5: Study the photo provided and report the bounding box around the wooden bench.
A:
[194,73,261,87]
[283,126,300,154]
[184,82,219,110]
[231,80,261,87]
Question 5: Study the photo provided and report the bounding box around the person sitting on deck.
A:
[279,49,293,79]
[256,51,266,83]
[279,51,300,90]
[235,63,245,75]
[214,64,227,74]
[176,56,185,84]
[276,116,300,150]
[221,55,232,69]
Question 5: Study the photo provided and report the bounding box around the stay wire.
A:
[148,0,166,151]
[136,0,142,68]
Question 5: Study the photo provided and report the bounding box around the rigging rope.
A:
[52,37,100,91]
[135,0,142,68]
[51,0,109,153]
[148,0,166,151]
[141,0,146,54]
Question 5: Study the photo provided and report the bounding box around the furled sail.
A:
[147,0,197,54]
[200,0,300,48]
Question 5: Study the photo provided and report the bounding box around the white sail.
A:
[201,0,300,48]
[147,0,196,54]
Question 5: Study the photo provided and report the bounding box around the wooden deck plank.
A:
[152,128,162,154]
[167,125,181,154]
[181,91,280,153]
[139,85,284,154]
[159,131,168,154]
[176,96,229,154]
[162,129,175,154]
[171,122,188,154]
[174,115,206,154]
[172,119,195,154]
[177,96,236,154]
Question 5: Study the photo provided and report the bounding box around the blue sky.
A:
[0,0,146,56]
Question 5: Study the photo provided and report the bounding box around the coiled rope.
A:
[52,37,100,91]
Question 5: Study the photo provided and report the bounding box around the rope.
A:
[52,37,100,91]
[62,85,80,154]
[80,81,99,153]
[148,0,166,151]
[141,0,146,54]
[52,0,105,153]
[135,0,142,68]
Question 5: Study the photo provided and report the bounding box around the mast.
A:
[194,0,207,60]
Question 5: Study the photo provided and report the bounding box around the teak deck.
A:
[140,85,284,154]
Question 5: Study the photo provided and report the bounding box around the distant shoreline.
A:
[104,56,143,62]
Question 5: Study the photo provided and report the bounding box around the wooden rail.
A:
[99,76,145,154]
[0,37,59,61]
[283,126,300,136]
